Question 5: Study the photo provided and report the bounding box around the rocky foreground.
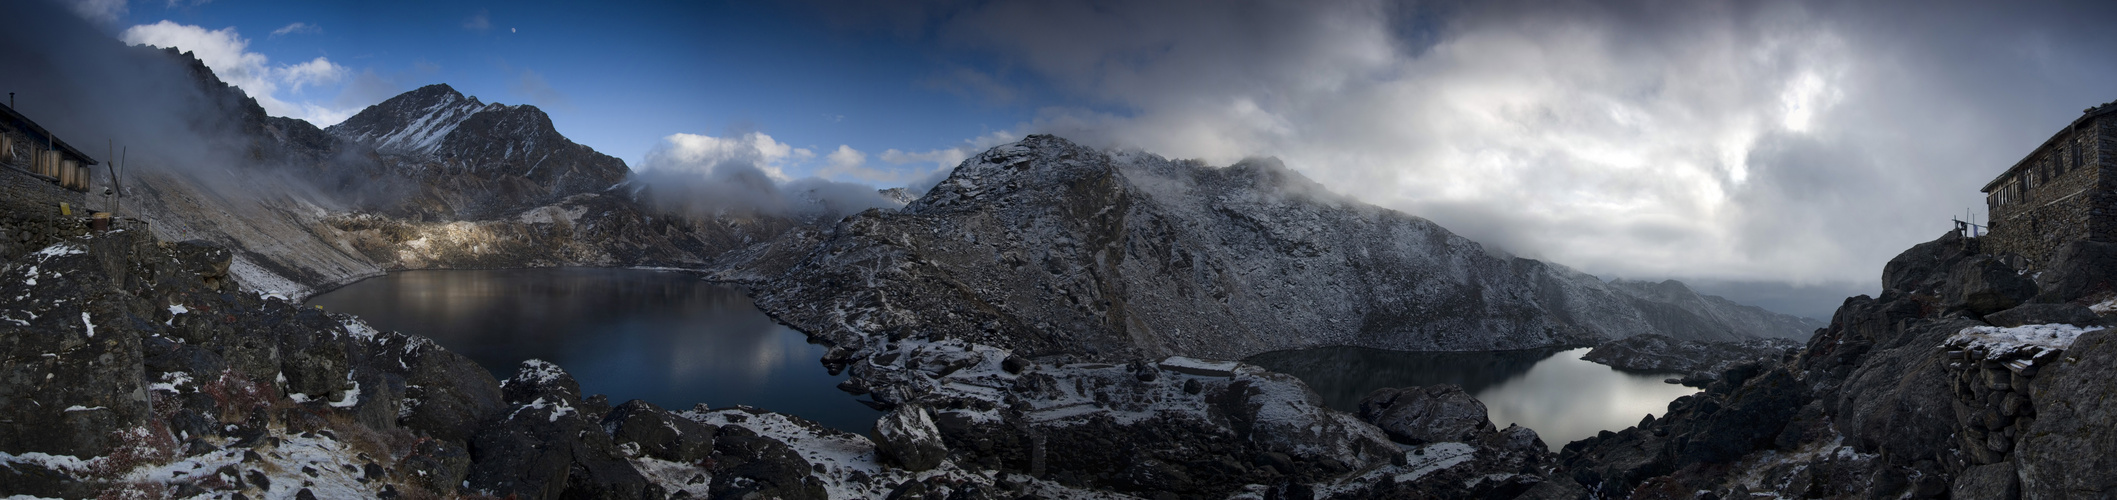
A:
[15,180,2117,499]
[0,212,1591,498]
[1561,232,2117,498]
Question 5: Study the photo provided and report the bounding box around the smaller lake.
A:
[306,268,878,433]
[1247,346,1699,450]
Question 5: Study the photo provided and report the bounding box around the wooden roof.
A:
[0,103,98,166]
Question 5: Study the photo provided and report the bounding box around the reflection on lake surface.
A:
[1247,346,1699,450]
[306,268,877,433]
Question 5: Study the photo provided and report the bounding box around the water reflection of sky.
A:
[1248,346,1698,450]
[307,268,878,433]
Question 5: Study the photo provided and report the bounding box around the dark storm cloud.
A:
[808,0,2117,290]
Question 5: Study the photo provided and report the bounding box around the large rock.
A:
[872,404,948,471]
[1951,461,2019,499]
[466,360,660,499]
[1983,302,2100,328]
[1882,231,1978,295]
[1943,255,2037,316]
[2034,239,2117,303]
[2017,329,2117,497]
[603,399,716,463]
[1356,385,1496,445]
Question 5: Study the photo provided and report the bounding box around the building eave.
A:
[1981,102,2117,193]
[0,103,99,166]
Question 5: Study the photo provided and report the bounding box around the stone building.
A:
[0,101,98,195]
[1981,101,2117,268]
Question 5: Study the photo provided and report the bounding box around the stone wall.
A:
[0,166,92,262]
[1984,111,2117,269]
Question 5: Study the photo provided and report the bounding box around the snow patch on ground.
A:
[1948,323,2103,358]
[227,255,312,301]
[2091,297,2117,315]
[30,243,85,261]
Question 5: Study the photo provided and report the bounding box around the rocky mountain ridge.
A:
[1558,232,2117,498]
[754,135,1820,361]
[324,83,631,219]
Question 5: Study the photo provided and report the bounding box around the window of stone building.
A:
[2074,143,2085,170]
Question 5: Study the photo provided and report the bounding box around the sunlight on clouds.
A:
[641,132,813,181]
[908,0,1922,284]
[119,21,363,126]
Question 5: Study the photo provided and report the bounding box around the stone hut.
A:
[0,101,99,195]
[1981,101,2117,268]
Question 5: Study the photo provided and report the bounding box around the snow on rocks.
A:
[872,404,948,471]
[1946,323,2102,365]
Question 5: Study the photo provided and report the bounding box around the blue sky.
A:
[52,0,2117,315]
[100,0,1043,182]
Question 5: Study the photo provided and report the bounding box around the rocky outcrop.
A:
[1552,230,2117,498]
[1582,334,1801,386]
[870,404,947,472]
[1358,385,1496,445]
[755,135,1815,362]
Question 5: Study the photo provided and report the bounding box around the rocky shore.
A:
[1581,334,1802,387]
[1559,232,2117,498]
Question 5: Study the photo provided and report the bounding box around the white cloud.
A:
[120,21,361,126]
[639,132,814,181]
[269,22,320,37]
[880,130,1019,171]
[633,132,899,218]
[826,144,865,169]
[885,0,2117,287]
[65,0,126,25]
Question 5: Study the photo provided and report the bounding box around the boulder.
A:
[872,404,948,471]
[708,425,827,499]
[2034,239,2117,304]
[1951,461,2019,500]
[603,399,716,462]
[1983,302,2100,328]
[1356,385,1496,445]
[2016,329,2117,497]
[1881,231,1976,294]
[1943,255,2036,316]
[466,361,660,499]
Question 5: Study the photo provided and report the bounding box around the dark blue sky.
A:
[106,0,1047,180]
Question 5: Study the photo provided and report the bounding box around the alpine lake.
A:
[310,268,1698,447]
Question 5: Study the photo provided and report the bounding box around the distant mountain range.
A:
[753,135,1822,361]
[117,46,1816,354]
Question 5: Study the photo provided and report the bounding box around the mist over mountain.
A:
[755,135,1823,361]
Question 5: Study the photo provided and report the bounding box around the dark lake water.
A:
[1247,346,1699,450]
[306,268,878,433]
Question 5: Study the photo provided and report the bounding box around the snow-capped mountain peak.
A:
[326,84,496,157]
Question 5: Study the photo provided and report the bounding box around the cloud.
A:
[269,22,321,37]
[119,20,368,126]
[881,129,1018,169]
[464,9,492,32]
[631,132,897,219]
[64,0,127,25]
[638,132,815,182]
[842,0,2117,289]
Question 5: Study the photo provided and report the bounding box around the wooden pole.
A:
[116,147,125,218]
